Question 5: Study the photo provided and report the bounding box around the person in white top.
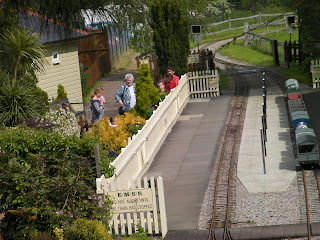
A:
[115,73,136,114]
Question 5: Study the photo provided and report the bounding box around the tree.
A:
[0,28,47,86]
[151,0,190,77]
[0,26,49,126]
[133,64,160,119]
[284,0,320,59]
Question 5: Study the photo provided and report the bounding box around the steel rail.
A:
[208,71,247,240]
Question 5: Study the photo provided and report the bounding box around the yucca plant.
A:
[0,72,48,126]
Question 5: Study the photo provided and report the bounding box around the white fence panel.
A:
[188,70,220,98]
[311,59,320,89]
[104,177,167,237]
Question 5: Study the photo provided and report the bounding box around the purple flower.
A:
[55,210,64,215]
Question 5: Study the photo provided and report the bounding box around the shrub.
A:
[89,113,146,153]
[0,72,49,127]
[134,64,160,119]
[55,84,67,101]
[0,128,113,239]
[65,218,112,240]
[38,108,81,138]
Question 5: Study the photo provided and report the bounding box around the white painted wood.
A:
[311,59,320,89]
[104,177,167,237]
[157,177,167,237]
[188,70,220,98]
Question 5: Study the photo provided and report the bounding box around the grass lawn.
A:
[219,42,274,67]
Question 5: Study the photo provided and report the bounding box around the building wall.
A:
[37,41,84,112]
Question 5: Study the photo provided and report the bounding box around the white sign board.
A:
[188,54,200,64]
[287,27,294,34]
[208,77,219,89]
[108,189,154,213]
[194,35,201,42]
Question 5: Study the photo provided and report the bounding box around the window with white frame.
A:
[52,51,61,64]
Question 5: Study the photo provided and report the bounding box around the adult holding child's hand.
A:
[115,73,136,115]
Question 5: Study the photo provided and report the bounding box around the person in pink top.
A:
[167,66,179,85]
[97,87,105,109]
[163,66,179,86]
[164,73,177,92]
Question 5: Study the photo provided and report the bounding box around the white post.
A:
[157,176,167,237]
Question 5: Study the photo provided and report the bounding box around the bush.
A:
[88,113,146,153]
[0,72,49,127]
[65,218,112,240]
[134,64,160,119]
[55,84,67,101]
[38,109,81,138]
[0,128,113,239]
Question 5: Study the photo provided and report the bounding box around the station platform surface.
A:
[237,82,296,193]
[142,71,297,237]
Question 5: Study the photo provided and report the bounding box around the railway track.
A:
[208,71,248,240]
[297,169,320,240]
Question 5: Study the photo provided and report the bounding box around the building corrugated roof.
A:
[18,10,88,44]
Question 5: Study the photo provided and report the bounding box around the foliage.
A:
[55,84,67,101]
[0,27,47,86]
[219,72,231,90]
[284,0,320,57]
[219,40,274,67]
[80,64,91,97]
[0,127,113,239]
[134,64,160,119]
[65,218,112,240]
[38,108,81,138]
[89,113,146,154]
[121,225,153,240]
[131,122,145,133]
[150,0,190,77]
[0,73,49,127]
[159,91,169,101]
[278,62,312,86]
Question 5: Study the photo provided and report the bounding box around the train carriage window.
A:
[299,144,315,153]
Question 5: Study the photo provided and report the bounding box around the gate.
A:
[97,176,168,237]
[188,70,220,98]
[310,59,320,88]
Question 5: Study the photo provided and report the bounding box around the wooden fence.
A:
[311,59,320,89]
[206,12,295,36]
[98,176,167,237]
[188,70,220,98]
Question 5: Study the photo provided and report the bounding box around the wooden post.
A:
[94,143,101,178]
[157,176,168,237]
[271,40,280,66]
[293,41,297,63]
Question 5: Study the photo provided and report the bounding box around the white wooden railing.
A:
[205,12,295,36]
[311,59,320,89]
[96,73,190,192]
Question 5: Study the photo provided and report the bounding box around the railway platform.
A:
[142,70,315,239]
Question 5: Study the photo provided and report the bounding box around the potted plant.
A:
[146,104,158,118]
[131,122,145,135]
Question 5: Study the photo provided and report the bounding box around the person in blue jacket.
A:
[90,87,105,123]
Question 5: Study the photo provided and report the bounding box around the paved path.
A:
[143,93,233,230]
